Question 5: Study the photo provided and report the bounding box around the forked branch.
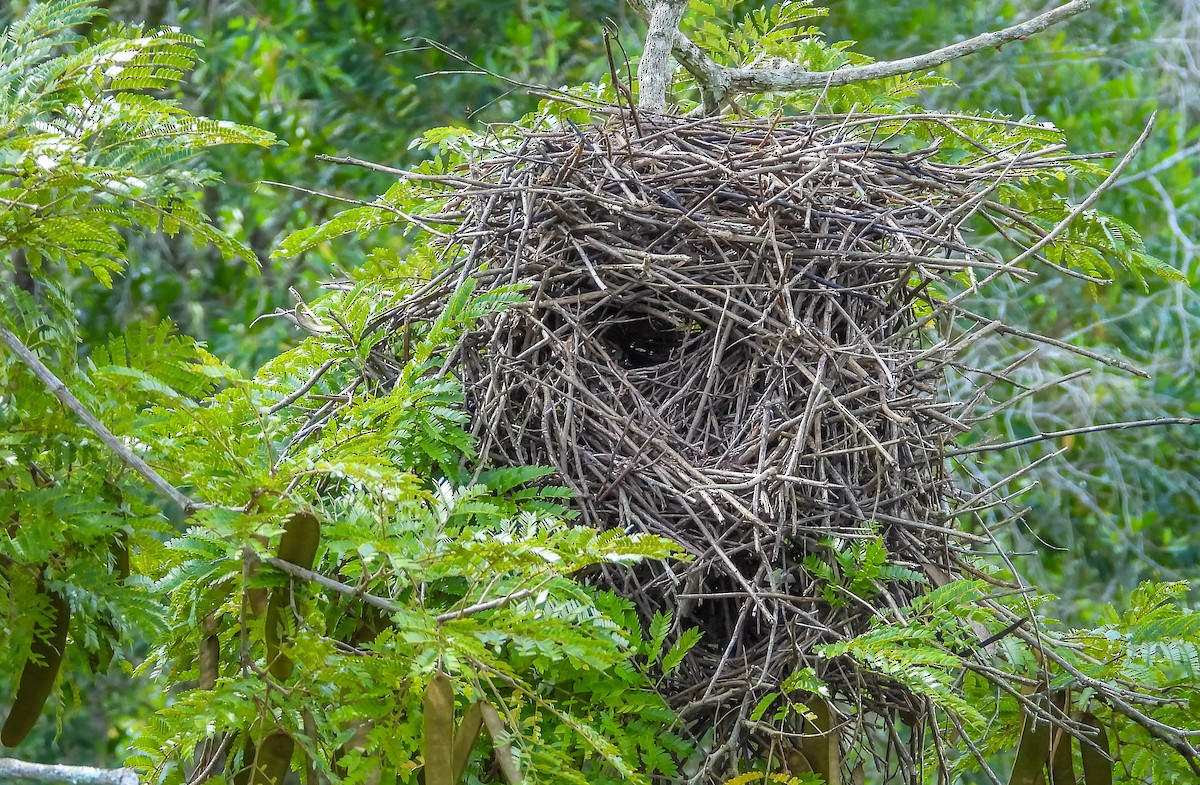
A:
[628,0,1093,113]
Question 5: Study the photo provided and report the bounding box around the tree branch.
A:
[728,0,1091,94]
[0,758,139,785]
[0,321,205,516]
[627,0,1092,114]
[626,0,728,113]
[947,417,1200,457]
[263,557,534,623]
[636,0,689,112]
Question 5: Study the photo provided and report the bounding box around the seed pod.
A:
[452,701,485,784]
[233,731,294,785]
[252,731,294,785]
[265,512,320,681]
[275,512,320,569]
[478,701,520,785]
[801,695,842,785]
[1079,712,1113,785]
[423,672,455,785]
[232,738,254,785]
[245,562,268,619]
[1010,695,1053,785]
[1,586,70,747]
[1049,690,1077,785]
[332,718,377,784]
[784,746,813,775]
[199,613,219,690]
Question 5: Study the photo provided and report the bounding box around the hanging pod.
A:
[1009,693,1053,785]
[420,672,520,785]
[1,584,71,747]
[199,612,220,690]
[1009,689,1107,785]
[800,695,842,785]
[233,730,295,785]
[1078,713,1114,785]
[264,511,321,681]
[423,673,456,785]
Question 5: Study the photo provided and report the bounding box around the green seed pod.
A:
[275,512,320,569]
[242,731,294,785]
[423,673,455,785]
[800,696,842,785]
[2,587,70,747]
[1080,712,1113,785]
[199,613,219,690]
[265,512,320,681]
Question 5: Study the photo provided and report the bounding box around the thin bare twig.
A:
[267,358,338,415]
[264,557,534,623]
[949,417,1200,456]
[0,321,204,515]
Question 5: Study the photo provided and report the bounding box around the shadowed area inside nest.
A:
[390,104,1085,777]
[595,308,694,368]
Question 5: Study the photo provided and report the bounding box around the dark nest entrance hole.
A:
[595,307,695,369]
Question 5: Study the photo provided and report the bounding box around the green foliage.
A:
[827,0,1200,613]
[816,576,1200,781]
[0,1,273,285]
[802,532,924,608]
[1,0,630,370]
[3,0,1199,782]
[819,580,990,729]
[0,3,269,732]
[2,2,690,780]
[123,293,691,780]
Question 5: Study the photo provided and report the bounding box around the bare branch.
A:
[729,1,1092,94]
[0,321,205,516]
[1115,139,1200,188]
[948,417,1200,456]
[626,0,1092,113]
[266,358,338,415]
[1005,111,1155,270]
[625,0,728,113]
[264,556,399,616]
[0,758,139,785]
[263,557,533,623]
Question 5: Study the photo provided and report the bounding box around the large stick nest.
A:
[383,106,1090,777]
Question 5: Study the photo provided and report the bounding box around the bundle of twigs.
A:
[369,104,1120,778]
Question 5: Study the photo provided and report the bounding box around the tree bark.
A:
[636,0,689,112]
[627,0,1092,115]
[0,758,139,785]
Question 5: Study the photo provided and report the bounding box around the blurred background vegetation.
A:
[3,0,1196,769]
